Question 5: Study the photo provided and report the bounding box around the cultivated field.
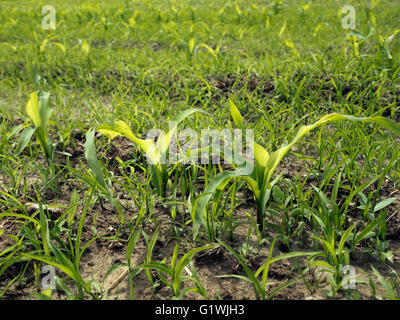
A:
[1,0,400,300]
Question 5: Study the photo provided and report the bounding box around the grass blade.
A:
[217,240,263,299]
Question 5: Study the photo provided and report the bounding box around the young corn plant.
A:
[192,99,400,239]
[96,108,207,198]
[16,92,57,179]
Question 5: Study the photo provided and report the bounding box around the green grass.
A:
[1,0,400,300]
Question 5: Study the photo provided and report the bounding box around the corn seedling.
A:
[97,108,207,198]
[193,99,400,239]
[16,92,57,178]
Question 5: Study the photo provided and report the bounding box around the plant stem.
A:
[257,203,266,237]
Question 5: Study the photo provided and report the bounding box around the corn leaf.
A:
[243,176,260,199]
[81,39,90,55]
[155,108,206,157]
[23,250,83,285]
[52,42,66,54]
[97,120,159,165]
[26,93,41,128]
[312,235,338,266]
[229,99,244,129]
[279,20,287,38]
[254,142,269,168]
[38,92,52,134]
[254,142,269,188]
[199,43,218,60]
[308,260,335,271]
[25,92,53,162]
[188,38,195,54]
[98,108,206,167]
[139,262,173,277]
[285,39,299,57]
[264,113,400,190]
[126,231,141,268]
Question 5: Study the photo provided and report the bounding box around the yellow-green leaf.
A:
[188,38,195,54]
[41,288,52,298]
[129,17,136,28]
[155,108,206,156]
[254,142,269,168]
[369,12,376,27]
[347,35,359,56]
[279,20,286,38]
[229,99,244,129]
[52,42,66,54]
[243,176,260,199]
[40,39,49,52]
[97,121,159,165]
[27,92,41,128]
[313,23,322,37]
[1,42,17,51]
[285,39,299,57]
[81,39,90,55]
[235,5,242,16]
[199,43,218,60]
[265,16,270,30]
[263,113,400,189]
[309,260,334,270]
